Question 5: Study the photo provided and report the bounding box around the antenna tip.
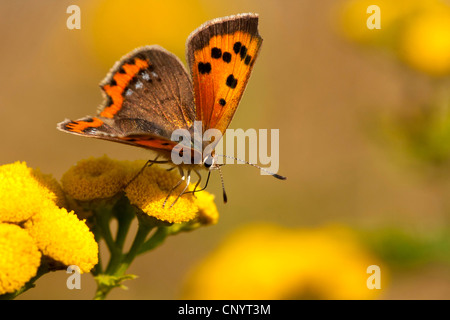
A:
[223,190,228,203]
[273,173,287,180]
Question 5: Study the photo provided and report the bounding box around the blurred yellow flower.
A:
[400,8,450,76]
[125,162,218,224]
[182,224,384,300]
[340,0,450,76]
[61,155,129,202]
[339,0,423,46]
[0,161,65,223]
[0,223,42,295]
[85,0,211,68]
[25,205,98,273]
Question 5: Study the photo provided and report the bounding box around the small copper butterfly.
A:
[58,13,286,207]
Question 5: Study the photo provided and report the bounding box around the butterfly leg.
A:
[169,169,191,209]
[192,170,203,198]
[125,156,169,189]
[162,167,186,208]
[184,169,202,198]
[185,171,211,195]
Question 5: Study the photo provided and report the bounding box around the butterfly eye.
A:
[203,156,214,168]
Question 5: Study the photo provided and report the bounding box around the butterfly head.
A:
[203,154,220,171]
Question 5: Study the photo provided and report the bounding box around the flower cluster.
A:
[0,156,219,299]
[0,162,98,296]
[61,156,219,225]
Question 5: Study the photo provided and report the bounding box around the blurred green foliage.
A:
[360,227,450,270]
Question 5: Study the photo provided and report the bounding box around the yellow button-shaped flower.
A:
[0,162,64,223]
[61,155,129,201]
[194,191,219,226]
[125,164,199,224]
[0,223,41,295]
[25,205,98,273]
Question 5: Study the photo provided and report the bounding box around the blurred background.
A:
[1,0,449,299]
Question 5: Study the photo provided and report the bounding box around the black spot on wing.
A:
[233,42,242,54]
[211,47,222,59]
[226,74,238,89]
[222,52,232,63]
[198,62,212,74]
[239,46,247,60]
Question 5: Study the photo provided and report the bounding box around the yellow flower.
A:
[400,7,450,76]
[338,0,424,46]
[0,162,65,223]
[32,168,67,209]
[125,163,204,224]
[182,224,384,300]
[24,205,98,273]
[339,0,450,76]
[0,223,42,295]
[60,156,218,225]
[194,191,219,226]
[61,155,129,202]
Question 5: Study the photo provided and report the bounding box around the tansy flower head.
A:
[191,191,219,226]
[61,155,129,202]
[0,162,65,223]
[182,224,383,300]
[32,168,67,209]
[125,163,201,224]
[0,223,42,295]
[122,159,219,225]
[24,205,98,273]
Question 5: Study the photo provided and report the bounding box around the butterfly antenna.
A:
[216,154,287,180]
[217,166,228,203]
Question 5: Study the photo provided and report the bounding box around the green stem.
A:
[93,219,156,300]
[91,228,103,276]
[138,226,170,255]
[93,286,109,300]
[92,199,176,299]
[115,222,153,275]
[113,198,135,251]
[95,207,115,254]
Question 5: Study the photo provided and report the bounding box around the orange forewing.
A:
[188,14,262,134]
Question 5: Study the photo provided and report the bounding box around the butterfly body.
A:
[58,13,283,205]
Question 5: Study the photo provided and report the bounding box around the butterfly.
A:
[58,13,286,207]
